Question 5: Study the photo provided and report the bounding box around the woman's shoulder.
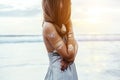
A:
[43,22,55,33]
[42,22,58,39]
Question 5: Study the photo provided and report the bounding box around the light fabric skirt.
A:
[44,52,78,80]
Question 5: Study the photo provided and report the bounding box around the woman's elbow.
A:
[64,51,75,61]
[63,53,75,63]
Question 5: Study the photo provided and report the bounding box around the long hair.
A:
[42,0,72,36]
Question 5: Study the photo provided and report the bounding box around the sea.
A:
[0,34,120,80]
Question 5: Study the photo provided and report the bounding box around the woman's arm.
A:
[43,22,74,60]
[60,21,78,71]
[65,20,78,62]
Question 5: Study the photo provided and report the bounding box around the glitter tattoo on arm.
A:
[48,32,56,39]
[48,32,64,51]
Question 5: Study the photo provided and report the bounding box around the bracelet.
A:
[68,34,72,38]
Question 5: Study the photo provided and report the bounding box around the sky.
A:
[0,0,42,35]
[0,0,120,35]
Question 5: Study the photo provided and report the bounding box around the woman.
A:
[42,0,78,80]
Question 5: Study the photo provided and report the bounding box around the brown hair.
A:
[42,0,72,36]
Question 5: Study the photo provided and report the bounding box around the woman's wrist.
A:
[63,58,74,65]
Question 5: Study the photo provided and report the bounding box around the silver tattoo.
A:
[48,32,55,38]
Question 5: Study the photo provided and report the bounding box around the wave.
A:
[0,35,43,44]
[0,34,120,44]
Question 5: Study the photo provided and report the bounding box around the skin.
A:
[61,22,78,71]
[43,22,78,71]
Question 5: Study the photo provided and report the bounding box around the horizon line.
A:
[0,34,120,36]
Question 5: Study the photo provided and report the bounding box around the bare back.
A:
[42,22,55,52]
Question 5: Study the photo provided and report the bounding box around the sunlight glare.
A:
[85,7,102,24]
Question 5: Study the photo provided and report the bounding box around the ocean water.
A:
[0,35,120,80]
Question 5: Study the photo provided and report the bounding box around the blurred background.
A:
[0,0,120,80]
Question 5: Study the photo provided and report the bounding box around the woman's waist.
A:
[48,51,62,63]
[48,50,60,56]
